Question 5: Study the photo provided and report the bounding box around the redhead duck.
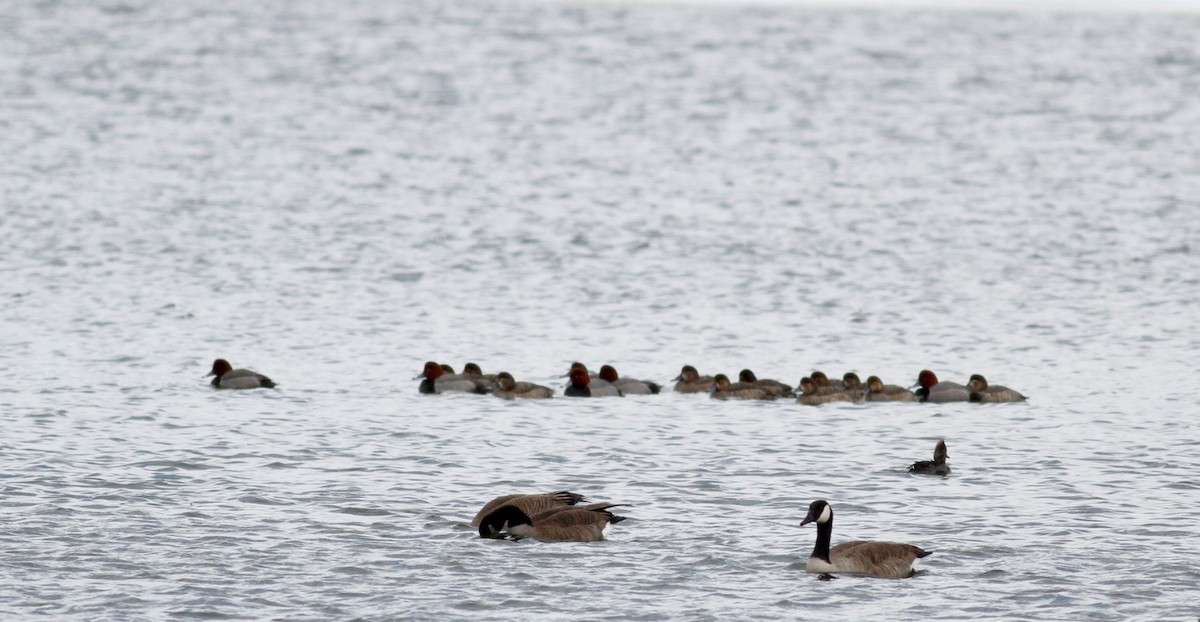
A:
[207,359,276,389]
[492,372,554,399]
[738,369,793,397]
[913,370,970,403]
[598,365,661,395]
[968,374,1026,403]
[710,374,778,400]
[908,439,950,475]
[416,361,490,394]
[865,376,918,402]
[795,377,855,405]
[672,365,714,393]
[564,364,622,397]
[800,500,933,579]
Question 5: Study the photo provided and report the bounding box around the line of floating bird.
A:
[207,358,1027,403]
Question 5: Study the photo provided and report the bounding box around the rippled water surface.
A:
[3,1,1200,620]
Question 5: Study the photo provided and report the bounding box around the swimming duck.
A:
[477,502,627,542]
[207,359,276,389]
[800,500,933,579]
[471,491,586,526]
[672,365,714,393]
[840,373,865,401]
[564,364,622,397]
[908,439,951,475]
[598,365,661,395]
[968,374,1026,403]
[416,361,490,394]
[462,362,500,391]
[710,374,778,400]
[810,371,846,391]
[795,377,855,405]
[738,369,793,397]
[492,372,554,399]
[913,370,970,403]
[865,376,919,402]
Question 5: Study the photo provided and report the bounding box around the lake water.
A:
[2,1,1199,619]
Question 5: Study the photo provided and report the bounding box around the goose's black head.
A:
[800,500,832,527]
[477,505,533,538]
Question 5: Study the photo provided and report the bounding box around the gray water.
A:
[3,0,1200,619]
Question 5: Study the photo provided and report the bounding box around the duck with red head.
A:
[564,363,622,397]
[598,365,661,395]
[207,358,276,389]
[416,361,490,394]
[913,369,970,403]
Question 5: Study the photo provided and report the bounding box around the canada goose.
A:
[416,361,490,394]
[477,503,627,541]
[908,440,951,475]
[913,370,970,403]
[471,491,585,527]
[796,377,855,405]
[865,376,919,402]
[738,369,794,396]
[598,365,662,395]
[492,372,554,399]
[967,374,1027,403]
[799,500,932,578]
[207,359,276,389]
[710,374,778,400]
[673,365,714,393]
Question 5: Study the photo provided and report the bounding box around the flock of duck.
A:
[206,357,1024,579]
[408,361,1027,404]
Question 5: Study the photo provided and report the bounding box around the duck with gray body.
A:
[207,359,276,389]
[914,369,970,403]
[564,363,622,397]
[799,500,932,579]
[598,365,661,395]
[908,439,951,475]
[416,361,490,394]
